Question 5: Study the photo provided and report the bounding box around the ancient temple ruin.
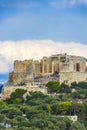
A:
[9,53,87,85]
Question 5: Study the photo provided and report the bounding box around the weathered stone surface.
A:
[8,53,87,84]
[2,85,47,99]
[60,72,87,85]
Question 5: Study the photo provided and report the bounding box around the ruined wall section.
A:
[60,72,87,84]
[9,72,26,84]
[76,59,86,72]
[72,57,86,72]
[59,55,86,72]
[41,57,52,76]
[9,60,41,84]
[33,60,41,76]
[14,60,26,73]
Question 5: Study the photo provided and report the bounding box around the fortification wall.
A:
[60,72,87,84]
[2,85,47,99]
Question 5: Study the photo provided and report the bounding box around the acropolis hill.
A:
[9,53,87,85]
[3,53,87,99]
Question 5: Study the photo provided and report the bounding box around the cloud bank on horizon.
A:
[0,40,87,74]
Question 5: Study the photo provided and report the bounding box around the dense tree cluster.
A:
[0,83,87,130]
[46,81,87,100]
[46,81,71,93]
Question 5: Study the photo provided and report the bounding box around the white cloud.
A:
[0,55,9,73]
[0,40,87,74]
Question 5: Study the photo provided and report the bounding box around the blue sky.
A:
[0,0,87,82]
[0,0,87,43]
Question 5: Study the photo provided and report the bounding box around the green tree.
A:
[1,107,22,119]
[58,101,72,115]
[13,98,22,104]
[60,83,71,93]
[70,121,86,130]
[46,81,60,93]
[6,89,27,104]
[78,82,87,89]
[71,82,78,89]
[10,89,27,99]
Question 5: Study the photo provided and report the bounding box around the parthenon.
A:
[8,53,87,85]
